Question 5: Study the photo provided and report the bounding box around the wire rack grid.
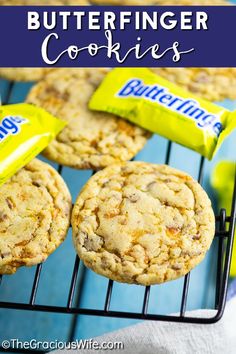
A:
[0,81,235,353]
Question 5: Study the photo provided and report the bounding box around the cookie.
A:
[26,69,150,170]
[90,0,230,5]
[150,68,236,101]
[0,68,55,82]
[72,162,215,285]
[0,159,72,275]
[0,0,89,4]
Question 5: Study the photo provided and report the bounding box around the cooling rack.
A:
[0,81,236,354]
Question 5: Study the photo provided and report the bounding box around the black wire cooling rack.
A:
[0,82,236,353]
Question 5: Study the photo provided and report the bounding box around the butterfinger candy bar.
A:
[0,103,66,187]
[89,68,236,160]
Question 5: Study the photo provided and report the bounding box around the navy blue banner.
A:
[0,6,235,67]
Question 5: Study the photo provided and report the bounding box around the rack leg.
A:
[67,265,86,342]
[215,209,226,309]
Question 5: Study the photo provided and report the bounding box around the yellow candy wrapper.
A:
[211,161,236,277]
[0,103,66,187]
[89,68,236,160]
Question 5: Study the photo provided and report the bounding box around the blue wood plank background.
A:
[0,75,235,344]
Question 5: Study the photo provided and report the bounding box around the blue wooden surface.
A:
[0,78,236,344]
